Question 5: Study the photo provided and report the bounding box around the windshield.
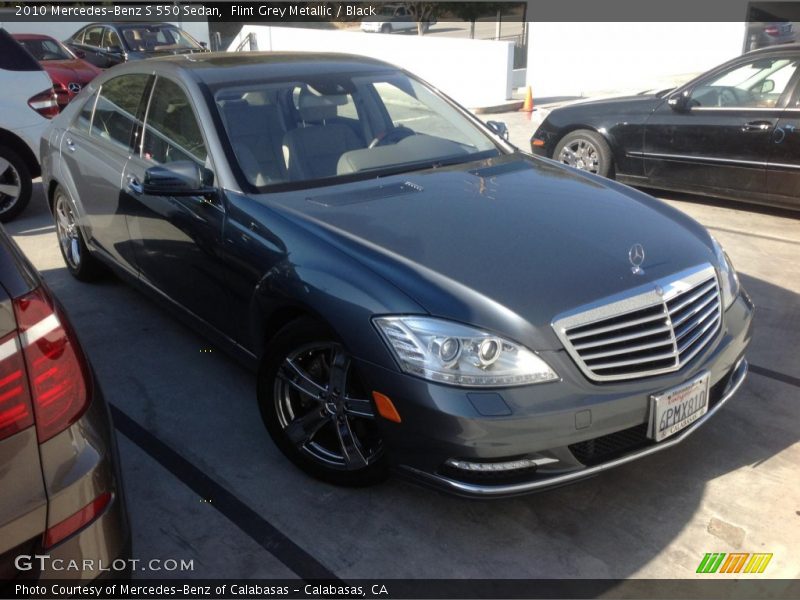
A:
[120,26,201,52]
[214,70,501,191]
[17,38,72,61]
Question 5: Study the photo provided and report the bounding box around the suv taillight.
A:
[13,287,90,443]
[27,88,60,119]
[0,332,33,440]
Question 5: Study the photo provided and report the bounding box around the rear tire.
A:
[258,318,388,487]
[0,145,32,223]
[553,129,615,178]
[381,24,392,34]
[53,185,105,282]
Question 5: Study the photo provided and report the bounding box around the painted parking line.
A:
[109,404,339,582]
[749,364,800,389]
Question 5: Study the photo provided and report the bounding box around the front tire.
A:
[53,185,105,281]
[258,318,388,486]
[553,129,614,178]
[0,145,32,223]
[380,24,392,34]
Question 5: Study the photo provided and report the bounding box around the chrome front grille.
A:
[553,264,721,382]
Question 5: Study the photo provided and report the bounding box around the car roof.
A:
[122,51,399,87]
[11,33,54,41]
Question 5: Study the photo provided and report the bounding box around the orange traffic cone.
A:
[520,86,534,112]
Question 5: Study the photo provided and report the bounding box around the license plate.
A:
[648,372,710,442]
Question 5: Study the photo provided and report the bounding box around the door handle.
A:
[126,176,143,195]
[741,120,774,132]
[65,138,76,152]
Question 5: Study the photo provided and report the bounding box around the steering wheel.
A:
[717,87,740,107]
[368,126,415,149]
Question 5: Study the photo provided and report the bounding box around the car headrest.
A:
[297,89,346,123]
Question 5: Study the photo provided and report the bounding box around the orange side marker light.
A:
[372,391,401,423]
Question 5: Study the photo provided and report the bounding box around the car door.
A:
[122,75,234,337]
[72,25,105,68]
[98,27,126,68]
[643,55,800,198]
[61,73,151,272]
[766,61,800,208]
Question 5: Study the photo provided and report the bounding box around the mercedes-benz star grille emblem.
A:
[628,243,645,275]
[68,82,82,94]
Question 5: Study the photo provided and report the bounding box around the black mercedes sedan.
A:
[64,22,207,69]
[531,44,800,211]
[41,53,753,497]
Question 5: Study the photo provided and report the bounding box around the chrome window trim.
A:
[551,264,721,382]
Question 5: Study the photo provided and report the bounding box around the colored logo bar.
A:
[697,553,773,574]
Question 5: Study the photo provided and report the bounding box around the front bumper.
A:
[360,292,753,498]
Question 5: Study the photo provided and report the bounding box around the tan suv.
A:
[0,227,130,584]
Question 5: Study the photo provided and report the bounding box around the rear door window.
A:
[90,74,150,151]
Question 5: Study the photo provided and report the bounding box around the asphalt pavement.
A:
[6,167,799,581]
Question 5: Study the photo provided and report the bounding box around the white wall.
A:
[230,25,514,108]
[526,22,746,98]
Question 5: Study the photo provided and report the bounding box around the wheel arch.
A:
[0,129,41,178]
[550,125,620,176]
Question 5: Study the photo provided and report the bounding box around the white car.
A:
[0,29,59,222]
[360,4,434,34]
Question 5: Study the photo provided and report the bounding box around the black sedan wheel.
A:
[258,318,388,486]
[0,146,32,223]
[54,185,104,281]
[554,130,614,177]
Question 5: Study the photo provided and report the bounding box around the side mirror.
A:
[73,49,86,59]
[143,161,215,197]
[667,90,692,112]
[199,41,208,48]
[758,79,775,94]
[486,120,509,140]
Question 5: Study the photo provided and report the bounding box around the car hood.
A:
[42,59,100,83]
[551,93,664,118]
[263,155,717,350]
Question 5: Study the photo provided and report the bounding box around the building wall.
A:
[231,25,514,108]
[526,22,746,97]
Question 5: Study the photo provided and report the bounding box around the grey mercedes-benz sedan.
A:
[40,52,753,497]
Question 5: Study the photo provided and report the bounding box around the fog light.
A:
[445,456,558,472]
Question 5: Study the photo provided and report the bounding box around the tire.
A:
[0,145,32,223]
[380,24,392,34]
[53,185,105,282]
[553,129,615,178]
[258,318,388,486]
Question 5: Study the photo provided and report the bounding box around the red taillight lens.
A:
[43,491,111,548]
[765,25,780,36]
[27,88,60,119]
[13,287,90,443]
[0,331,33,441]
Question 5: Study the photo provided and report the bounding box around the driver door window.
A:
[141,77,208,166]
[690,58,799,109]
[102,28,122,51]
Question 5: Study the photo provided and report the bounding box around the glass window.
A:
[691,58,800,108]
[213,71,499,190]
[142,78,207,165]
[102,28,122,50]
[16,38,71,61]
[75,91,98,133]
[91,74,150,150]
[120,25,201,52]
[83,26,104,48]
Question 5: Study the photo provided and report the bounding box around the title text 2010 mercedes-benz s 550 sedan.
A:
[41,53,753,497]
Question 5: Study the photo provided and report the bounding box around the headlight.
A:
[711,236,740,310]
[374,316,558,387]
